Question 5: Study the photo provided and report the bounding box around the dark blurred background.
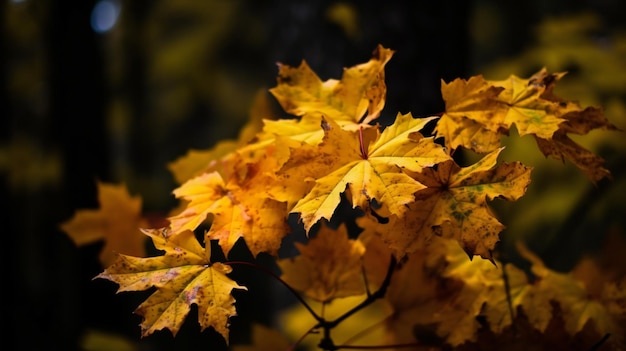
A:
[2,0,625,350]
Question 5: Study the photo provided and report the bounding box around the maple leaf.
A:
[95,229,246,344]
[290,113,450,232]
[60,181,149,267]
[269,44,393,126]
[414,148,531,260]
[359,147,531,259]
[488,69,571,138]
[168,146,291,257]
[437,68,619,182]
[437,69,572,152]
[278,222,366,302]
[491,68,620,183]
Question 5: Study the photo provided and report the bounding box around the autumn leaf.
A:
[291,113,450,232]
[491,68,621,183]
[488,69,571,138]
[358,147,531,259]
[414,148,531,259]
[426,238,532,345]
[60,181,149,267]
[437,68,619,182]
[437,69,571,151]
[278,222,366,302]
[168,147,291,257]
[269,44,393,126]
[95,229,246,344]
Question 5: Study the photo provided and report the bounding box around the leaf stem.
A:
[359,126,368,159]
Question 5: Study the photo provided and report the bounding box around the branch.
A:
[317,255,397,351]
[328,255,396,328]
[226,261,322,322]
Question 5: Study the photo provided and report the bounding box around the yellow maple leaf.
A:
[291,113,450,232]
[59,181,148,267]
[359,147,531,259]
[414,147,531,259]
[491,68,620,182]
[269,44,393,126]
[278,223,366,302]
[488,68,570,138]
[437,68,619,183]
[95,229,246,344]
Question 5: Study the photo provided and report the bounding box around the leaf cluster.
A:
[61,45,624,350]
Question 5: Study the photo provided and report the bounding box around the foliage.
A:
[61,45,625,350]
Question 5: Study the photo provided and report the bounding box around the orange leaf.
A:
[59,181,148,266]
[169,149,291,257]
[277,223,366,302]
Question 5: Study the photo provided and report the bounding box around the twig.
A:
[226,260,322,322]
